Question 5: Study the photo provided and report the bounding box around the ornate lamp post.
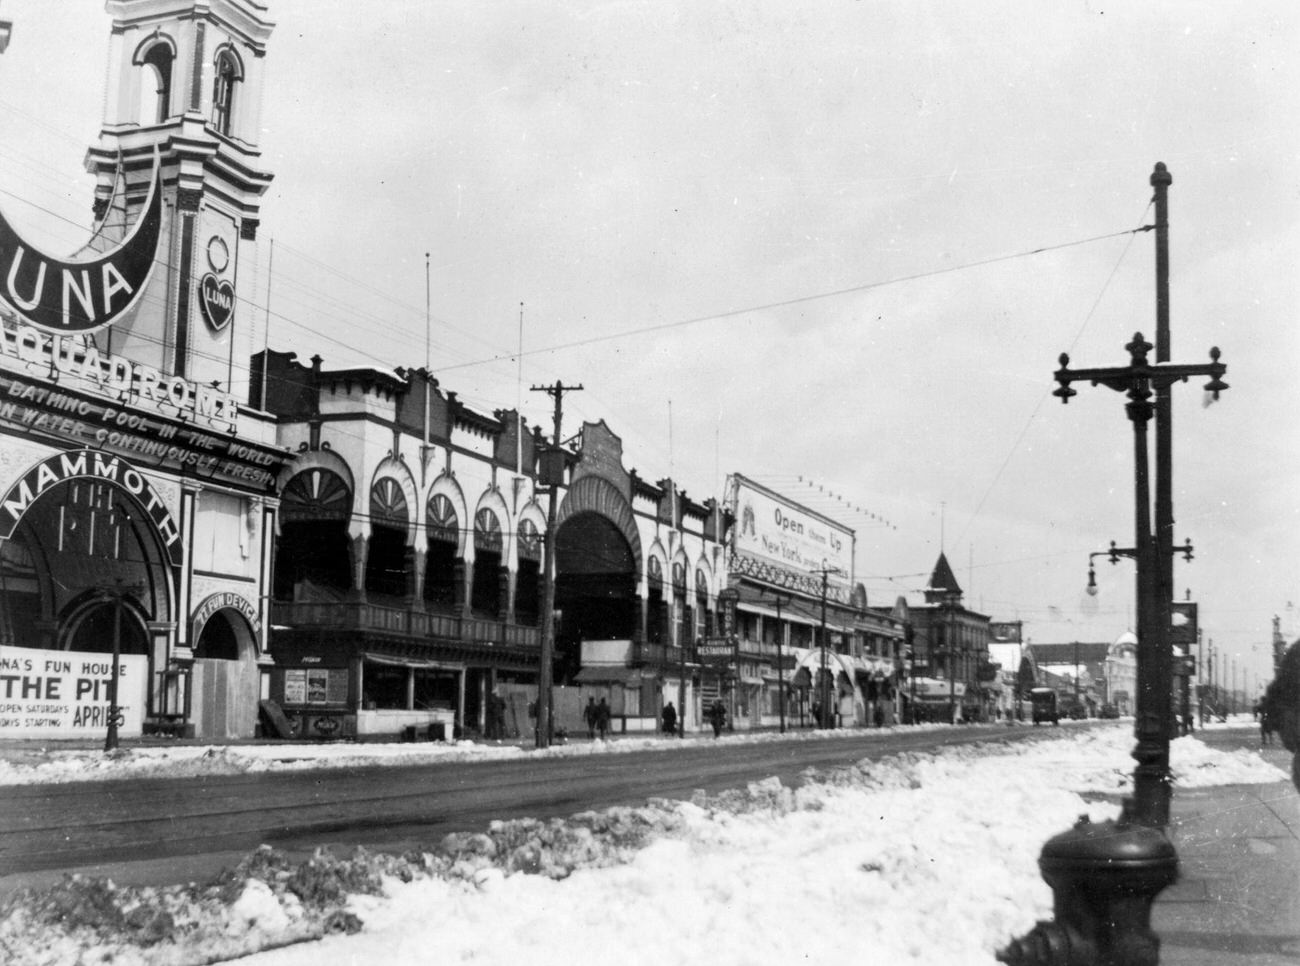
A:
[1000,163,1228,966]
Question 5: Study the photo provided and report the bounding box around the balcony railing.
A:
[270,600,540,649]
[633,641,689,668]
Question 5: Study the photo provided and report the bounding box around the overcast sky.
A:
[0,1,1295,688]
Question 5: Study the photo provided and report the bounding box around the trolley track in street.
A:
[0,724,1079,891]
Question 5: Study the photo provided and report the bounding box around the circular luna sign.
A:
[199,271,235,332]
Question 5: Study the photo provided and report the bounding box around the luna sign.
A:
[0,159,162,334]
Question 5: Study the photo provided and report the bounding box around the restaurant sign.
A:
[696,636,737,664]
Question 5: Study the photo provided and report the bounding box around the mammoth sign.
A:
[0,163,162,334]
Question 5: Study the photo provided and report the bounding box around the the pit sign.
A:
[0,645,146,738]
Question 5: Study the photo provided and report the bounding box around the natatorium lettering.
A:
[0,375,278,487]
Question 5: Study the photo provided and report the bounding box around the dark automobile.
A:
[1068,703,1087,720]
[1099,703,1120,719]
[1029,688,1059,725]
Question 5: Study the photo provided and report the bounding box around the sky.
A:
[0,1,1295,688]
[0,724,1288,964]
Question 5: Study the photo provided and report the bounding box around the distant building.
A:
[906,553,991,721]
[1024,632,1137,714]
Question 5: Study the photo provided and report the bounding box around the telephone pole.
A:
[530,380,582,749]
[810,566,844,728]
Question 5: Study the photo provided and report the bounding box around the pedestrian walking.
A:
[1263,640,1300,791]
[596,697,611,740]
[708,699,726,738]
[661,701,677,735]
[584,697,597,740]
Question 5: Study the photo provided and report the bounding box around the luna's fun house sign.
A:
[0,645,147,738]
[0,160,162,334]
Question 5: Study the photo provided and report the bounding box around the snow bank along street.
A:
[0,722,1286,966]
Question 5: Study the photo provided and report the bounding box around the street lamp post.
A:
[1000,163,1228,966]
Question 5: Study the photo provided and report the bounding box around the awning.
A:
[362,652,462,671]
[574,666,644,685]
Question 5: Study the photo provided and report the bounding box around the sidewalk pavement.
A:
[1156,744,1300,966]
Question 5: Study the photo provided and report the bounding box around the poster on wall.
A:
[0,645,147,738]
[731,474,854,599]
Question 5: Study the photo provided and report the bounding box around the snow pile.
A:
[0,729,1285,966]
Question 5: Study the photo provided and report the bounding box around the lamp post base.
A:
[998,811,1178,966]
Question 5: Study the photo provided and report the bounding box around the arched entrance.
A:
[554,511,638,683]
[0,471,173,652]
[0,453,178,737]
[191,596,261,738]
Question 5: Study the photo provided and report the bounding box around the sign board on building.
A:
[989,622,1023,643]
[0,645,147,738]
[0,166,161,334]
[696,637,737,664]
[730,474,853,600]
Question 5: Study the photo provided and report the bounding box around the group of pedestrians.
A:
[583,697,612,740]
[584,697,729,739]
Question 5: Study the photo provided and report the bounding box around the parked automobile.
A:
[1099,703,1120,719]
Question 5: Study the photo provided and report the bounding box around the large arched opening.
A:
[554,511,638,683]
[0,475,172,652]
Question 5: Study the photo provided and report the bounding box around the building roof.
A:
[924,552,963,602]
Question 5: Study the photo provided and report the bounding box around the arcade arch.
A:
[274,464,353,599]
[0,472,173,654]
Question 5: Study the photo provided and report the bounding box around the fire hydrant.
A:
[999,814,1178,966]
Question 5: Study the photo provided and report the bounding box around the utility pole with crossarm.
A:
[529,380,582,749]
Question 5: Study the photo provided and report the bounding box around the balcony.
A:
[633,640,689,669]
[270,599,540,650]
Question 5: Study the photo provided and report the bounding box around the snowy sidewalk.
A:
[1156,770,1300,966]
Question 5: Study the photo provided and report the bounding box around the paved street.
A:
[0,723,1046,894]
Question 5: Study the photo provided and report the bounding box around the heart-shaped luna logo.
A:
[199,272,235,332]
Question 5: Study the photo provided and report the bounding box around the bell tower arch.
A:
[86,0,275,390]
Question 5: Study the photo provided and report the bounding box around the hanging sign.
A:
[0,155,162,334]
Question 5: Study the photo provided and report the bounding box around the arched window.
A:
[646,556,666,645]
[211,48,242,136]
[275,468,352,599]
[672,561,689,647]
[695,569,710,640]
[424,493,459,610]
[365,478,409,599]
[515,518,541,626]
[138,42,173,124]
[471,508,503,617]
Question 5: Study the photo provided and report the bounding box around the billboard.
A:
[0,645,147,738]
[989,622,1023,643]
[731,475,853,599]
